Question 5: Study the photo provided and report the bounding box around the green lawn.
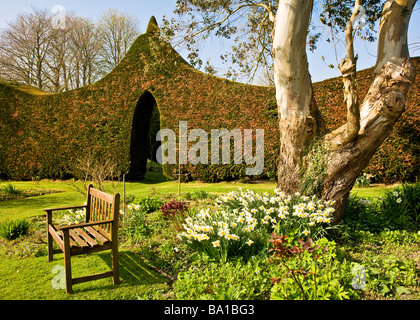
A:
[0,173,394,223]
[0,249,169,300]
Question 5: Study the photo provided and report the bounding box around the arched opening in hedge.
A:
[128,91,161,180]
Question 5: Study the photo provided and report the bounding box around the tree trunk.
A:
[273,0,417,222]
[322,0,417,221]
[273,0,324,194]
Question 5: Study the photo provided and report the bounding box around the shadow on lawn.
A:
[101,250,168,287]
[67,250,169,296]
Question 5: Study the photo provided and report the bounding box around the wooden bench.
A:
[44,185,120,294]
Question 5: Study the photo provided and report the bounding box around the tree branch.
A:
[328,0,361,147]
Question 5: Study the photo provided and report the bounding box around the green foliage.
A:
[299,138,329,196]
[376,182,420,230]
[342,195,389,233]
[174,236,360,301]
[132,195,164,213]
[319,0,384,44]
[0,219,30,240]
[362,256,418,297]
[174,256,272,300]
[2,241,47,259]
[183,189,209,200]
[1,183,22,195]
[343,183,420,233]
[269,237,355,300]
[354,173,374,187]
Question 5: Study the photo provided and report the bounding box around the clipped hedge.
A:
[0,18,418,183]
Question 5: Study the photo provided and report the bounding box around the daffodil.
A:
[278,213,286,219]
[247,240,254,246]
[212,240,220,247]
[218,229,228,237]
[200,234,210,241]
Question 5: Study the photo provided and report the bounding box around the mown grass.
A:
[0,249,169,300]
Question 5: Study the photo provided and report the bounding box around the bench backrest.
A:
[86,185,120,238]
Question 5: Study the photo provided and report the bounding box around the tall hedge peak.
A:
[146,16,160,35]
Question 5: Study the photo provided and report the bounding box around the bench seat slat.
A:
[75,227,99,247]
[92,225,112,241]
[68,229,89,248]
[85,226,109,243]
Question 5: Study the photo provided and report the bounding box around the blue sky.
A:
[0,0,419,83]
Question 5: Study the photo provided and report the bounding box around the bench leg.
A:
[46,211,54,262]
[112,243,120,285]
[62,230,73,294]
[47,231,54,262]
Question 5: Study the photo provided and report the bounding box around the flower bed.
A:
[177,188,336,263]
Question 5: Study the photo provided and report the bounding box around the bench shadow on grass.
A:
[74,250,169,295]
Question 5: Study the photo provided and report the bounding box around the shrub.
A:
[342,195,390,233]
[174,255,272,300]
[160,200,189,217]
[1,183,22,195]
[0,219,30,240]
[376,182,420,230]
[133,195,164,213]
[161,199,190,231]
[120,204,150,243]
[269,236,355,300]
[354,173,374,187]
[344,183,420,233]
[183,190,209,201]
[177,189,336,263]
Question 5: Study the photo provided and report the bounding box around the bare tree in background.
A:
[96,8,140,75]
[68,17,102,89]
[0,8,52,89]
[0,7,140,92]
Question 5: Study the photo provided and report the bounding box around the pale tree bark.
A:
[322,0,417,221]
[273,0,324,194]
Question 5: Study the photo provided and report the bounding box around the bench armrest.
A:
[44,205,87,213]
[58,219,114,231]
